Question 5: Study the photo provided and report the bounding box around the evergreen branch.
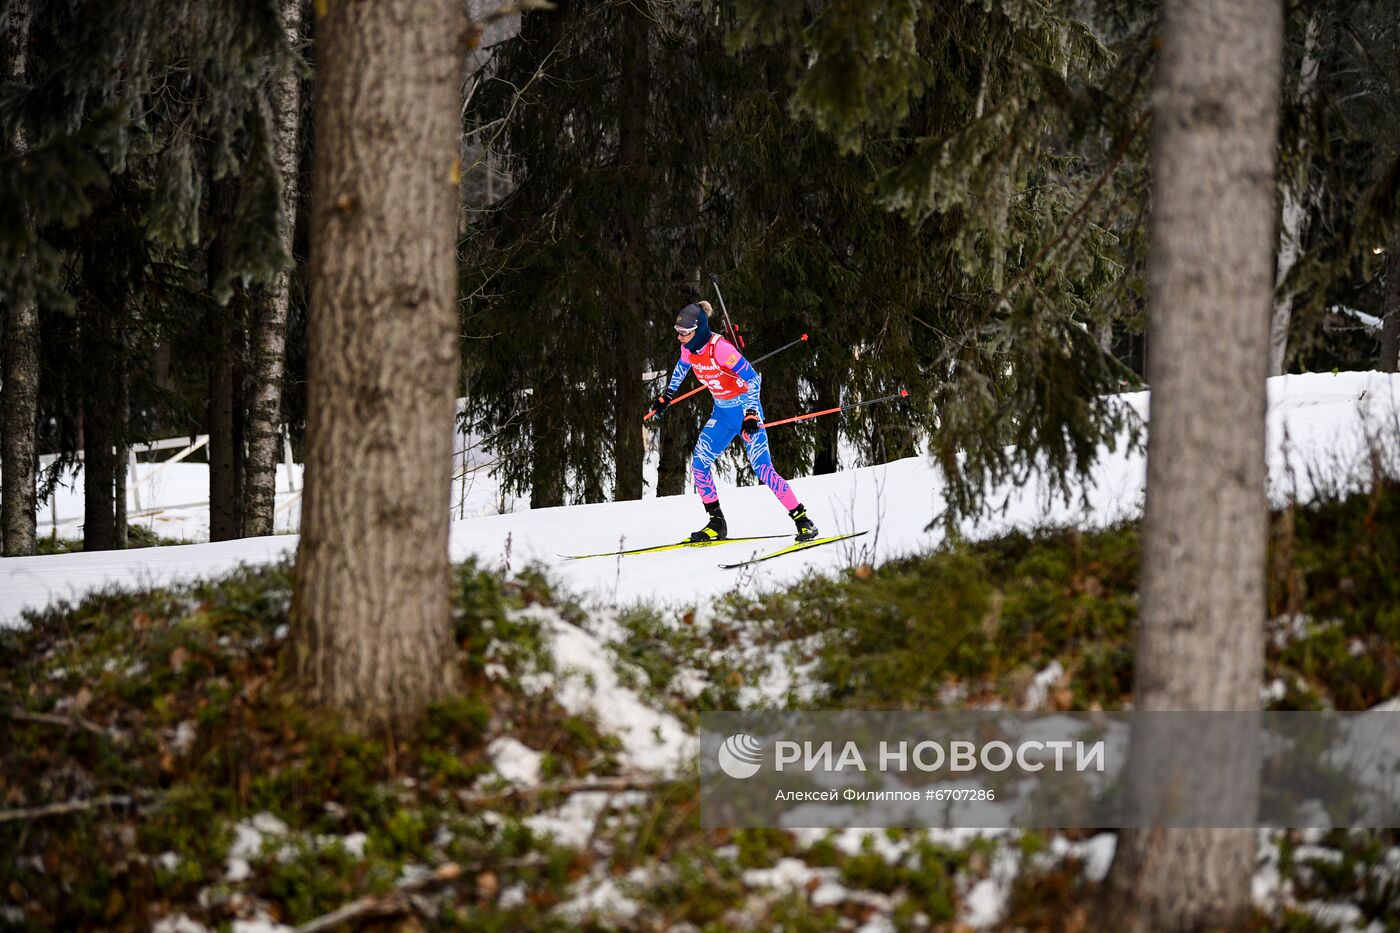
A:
[993,107,1150,312]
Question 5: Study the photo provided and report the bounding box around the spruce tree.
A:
[0,0,296,549]
[726,0,1139,523]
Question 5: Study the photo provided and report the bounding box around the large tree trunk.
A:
[1267,12,1320,377]
[1101,0,1281,929]
[610,1,650,502]
[291,0,465,728]
[1381,240,1400,373]
[79,285,122,553]
[2,0,38,556]
[245,0,305,537]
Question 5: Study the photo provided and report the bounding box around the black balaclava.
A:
[676,303,712,354]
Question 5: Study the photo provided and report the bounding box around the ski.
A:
[561,534,790,560]
[718,531,869,569]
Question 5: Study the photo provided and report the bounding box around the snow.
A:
[224,813,288,882]
[5,371,1395,631]
[960,845,1021,929]
[230,921,293,933]
[486,736,543,786]
[525,790,650,847]
[553,876,642,922]
[1023,660,1066,711]
[523,607,694,773]
[1332,305,1383,331]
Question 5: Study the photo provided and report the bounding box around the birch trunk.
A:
[1267,12,1320,376]
[292,0,465,727]
[244,0,305,537]
[1102,0,1281,927]
[2,0,38,556]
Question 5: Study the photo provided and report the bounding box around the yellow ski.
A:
[717,531,868,569]
[561,534,788,560]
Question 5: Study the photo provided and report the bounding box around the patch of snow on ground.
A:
[230,921,293,933]
[487,736,543,786]
[525,790,650,848]
[1048,832,1116,883]
[224,813,288,882]
[960,844,1020,929]
[1023,660,1065,710]
[152,915,209,933]
[554,876,642,922]
[520,606,694,773]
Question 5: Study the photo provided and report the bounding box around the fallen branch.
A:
[458,775,666,808]
[0,792,155,824]
[7,706,113,739]
[295,856,546,933]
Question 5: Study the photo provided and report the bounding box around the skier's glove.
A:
[647,391,674,420]
[741,411,761,441]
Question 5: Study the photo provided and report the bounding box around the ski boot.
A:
[789,504,818,543]
[690,501,728,542]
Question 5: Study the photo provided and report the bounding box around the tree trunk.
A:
[657,414,691,496]
[1101,0,1281,929]
[292,0,465,728]
[1381,241,1400,373]
[812,365,840,476]
[1095,318,1113,356]
[245,0,305,537]
[1267,13,1320,377]
[207,176,243,541]
[208,301,239,540]
[115,366,129,548]
[1,0,38,556]
[611,1,649,502]
[79,289,121,553]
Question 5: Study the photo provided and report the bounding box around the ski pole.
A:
[761,389,910,430]
[707,272,744,350]
[643,333,810,422]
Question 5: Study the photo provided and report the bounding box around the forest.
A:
[2,0,1400,930]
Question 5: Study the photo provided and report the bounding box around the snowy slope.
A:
[3,371,1397,629]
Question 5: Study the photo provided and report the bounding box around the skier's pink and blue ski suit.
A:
[666,334,800,510]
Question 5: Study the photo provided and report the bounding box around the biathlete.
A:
[647,301,819,543]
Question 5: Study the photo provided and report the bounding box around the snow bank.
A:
[4,371,1397,629]
[516,606,694,774]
